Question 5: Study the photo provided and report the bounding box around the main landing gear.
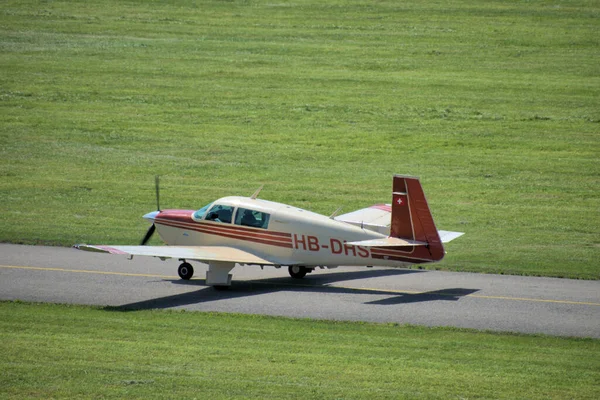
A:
[177,260,234,288]
[178,262,194,280]
[288,266,311,279]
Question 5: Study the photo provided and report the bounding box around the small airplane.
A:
[75,175,463,287]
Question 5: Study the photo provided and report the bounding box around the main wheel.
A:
[178,262,194,280]
[288,265,308,279]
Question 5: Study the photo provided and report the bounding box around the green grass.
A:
[1,0,599,278]
[1,301,598,399]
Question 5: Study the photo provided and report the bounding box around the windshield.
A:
[205,204,234,224]
[192,202,213,221]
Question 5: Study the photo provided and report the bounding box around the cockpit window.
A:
[192,202,213,221]
[234,208,270,229]
[205,204,234,224]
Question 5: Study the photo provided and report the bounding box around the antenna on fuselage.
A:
[329,206,343,219]
[250,185,264,200]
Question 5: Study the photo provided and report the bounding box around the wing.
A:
[74,245,274,265]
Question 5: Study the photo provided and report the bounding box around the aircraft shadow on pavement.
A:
[105,268,479,311]
[364,288,480,305]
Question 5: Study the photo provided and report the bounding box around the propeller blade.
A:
[140,223,156,245]
[155,175,161,212]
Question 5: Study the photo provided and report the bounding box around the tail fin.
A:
[391,175,445,262]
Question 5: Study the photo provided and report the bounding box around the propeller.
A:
[154,175,161,212]
[140,175,161,245]
[140,223,156,245]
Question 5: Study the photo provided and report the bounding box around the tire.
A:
[178,262,194,280]
[288,265,308,279]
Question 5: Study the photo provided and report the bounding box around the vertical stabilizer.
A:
[390,175,445,262]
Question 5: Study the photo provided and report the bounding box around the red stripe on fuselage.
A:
[371,246,437,263]
[159,219,293,245]
[370,247,416,257]
[155,219,293,249]
[155,210,292,239]
[156,217,292,241]
[371,253,428,264]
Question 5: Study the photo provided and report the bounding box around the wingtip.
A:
[73,244,113,254]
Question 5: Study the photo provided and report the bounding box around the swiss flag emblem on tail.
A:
[396,196,406,206]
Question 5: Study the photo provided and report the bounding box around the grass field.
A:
[1,3,599,398]
[1,0,599,279]
[1,301,598,399]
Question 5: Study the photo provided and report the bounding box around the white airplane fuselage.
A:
[150,196,415,269]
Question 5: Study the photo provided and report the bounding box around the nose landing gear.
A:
[178,261,194,280]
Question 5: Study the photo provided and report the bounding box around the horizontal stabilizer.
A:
[438,230,465,243]
[347,237,428,247]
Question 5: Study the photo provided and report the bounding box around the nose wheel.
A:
[178,262,194,280]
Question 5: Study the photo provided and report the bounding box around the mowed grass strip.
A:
[1,301,598,399]
[1,0,599,278]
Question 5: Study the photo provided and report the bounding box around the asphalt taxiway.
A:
[1,244,598,338]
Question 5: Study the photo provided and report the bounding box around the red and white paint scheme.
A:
[76,175,463,287]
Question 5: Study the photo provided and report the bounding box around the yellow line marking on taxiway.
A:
[2,264,599,307]
[0,264,176,279]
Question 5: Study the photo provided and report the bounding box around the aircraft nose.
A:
[143,211,160,221]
